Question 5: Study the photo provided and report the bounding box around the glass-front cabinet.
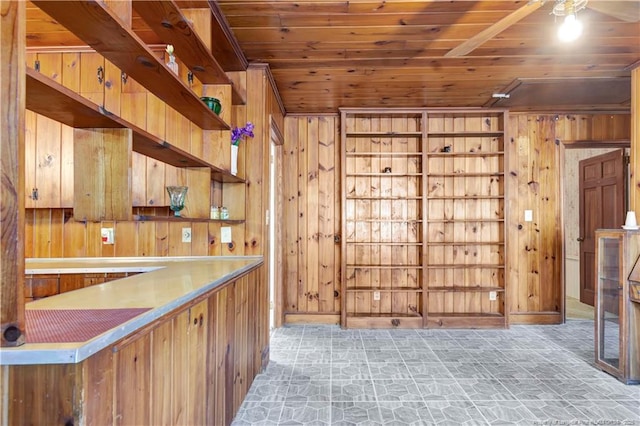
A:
[594,229,640,384]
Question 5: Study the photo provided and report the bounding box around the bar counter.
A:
[1,256,263,365]
[2,256,268,425]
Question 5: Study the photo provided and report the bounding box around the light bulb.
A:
[558,13,583,42]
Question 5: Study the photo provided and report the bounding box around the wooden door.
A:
[579,149,626,306]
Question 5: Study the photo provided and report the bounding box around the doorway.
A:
[563,147,629,319]
[268,118,284,330]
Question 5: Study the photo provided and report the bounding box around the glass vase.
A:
[166,55,178,75]
[231,144,239,175]
[167,186,188,217]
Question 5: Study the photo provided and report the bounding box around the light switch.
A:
[182,227,191,243]
[524,210,533,222]
[221,227,232,243]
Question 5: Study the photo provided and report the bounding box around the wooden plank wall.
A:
[283,115,341,323]
[24,209,245,257]
[506,114,562,324]
[282,112,630,324]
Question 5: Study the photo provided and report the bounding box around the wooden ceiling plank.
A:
[218,1,522,15]
[444,1,543,57]
[228,11,545,27]
[588,1,640,23]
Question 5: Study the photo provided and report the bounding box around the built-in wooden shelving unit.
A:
[131,0,246,104]
[341,108,426,329]
[425,110,507,328]
[26,0,248,222]
[340,108,508,329]
[32,0,230,130]
[26,68,244,184]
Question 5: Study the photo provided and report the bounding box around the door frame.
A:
[268,116,285,329]
[560,141,630,322]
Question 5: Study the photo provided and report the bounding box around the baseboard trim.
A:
[509,312,563,325]
[284,314,340,325]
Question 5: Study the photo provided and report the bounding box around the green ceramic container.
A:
[200,97,222,115]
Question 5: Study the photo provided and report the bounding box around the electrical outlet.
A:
[489,291,497,301]
[101,228,114,245]
[373,291,381,301]
[182,227,192,243]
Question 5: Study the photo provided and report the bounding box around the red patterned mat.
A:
[26,308,150,343]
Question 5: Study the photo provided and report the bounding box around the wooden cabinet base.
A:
[3,265,268,426]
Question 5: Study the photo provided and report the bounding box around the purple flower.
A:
[231,122,255,145]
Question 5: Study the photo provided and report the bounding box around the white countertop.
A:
[0,256,263,365]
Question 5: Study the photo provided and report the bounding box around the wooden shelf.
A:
[346,287,423,292]
[562,139,630,148]
[427,152,504,157]
[428,286,504,292]
[202,0,248,71]
[426,242,504,246]
[427,131,503,137]
[426,264,505,269]
[427,312,504,318]
[32,0,230,130]
[345,131,422,137]
[347,173,422,177]
[346,312,422,318]
[427,173,504,177]
[427,196,503,200]
[134,215,244,224]
[346,242,422,246]
[346,152,423,157]
[210,172,245,184]
[26,68,243,183]
[346,196,423,200]
[131,0,245,105]
[26,68,120,129]
[427,219,504,223]
[346,265,422,269]
[345,219,423,223]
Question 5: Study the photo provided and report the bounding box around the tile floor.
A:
[232,320,639,425]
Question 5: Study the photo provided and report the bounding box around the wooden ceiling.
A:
[26,0,640,114]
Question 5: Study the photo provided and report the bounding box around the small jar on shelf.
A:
[220,207,229,220]
[210,206,220,220]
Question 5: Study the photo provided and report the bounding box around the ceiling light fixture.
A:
[553,0,587,42]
